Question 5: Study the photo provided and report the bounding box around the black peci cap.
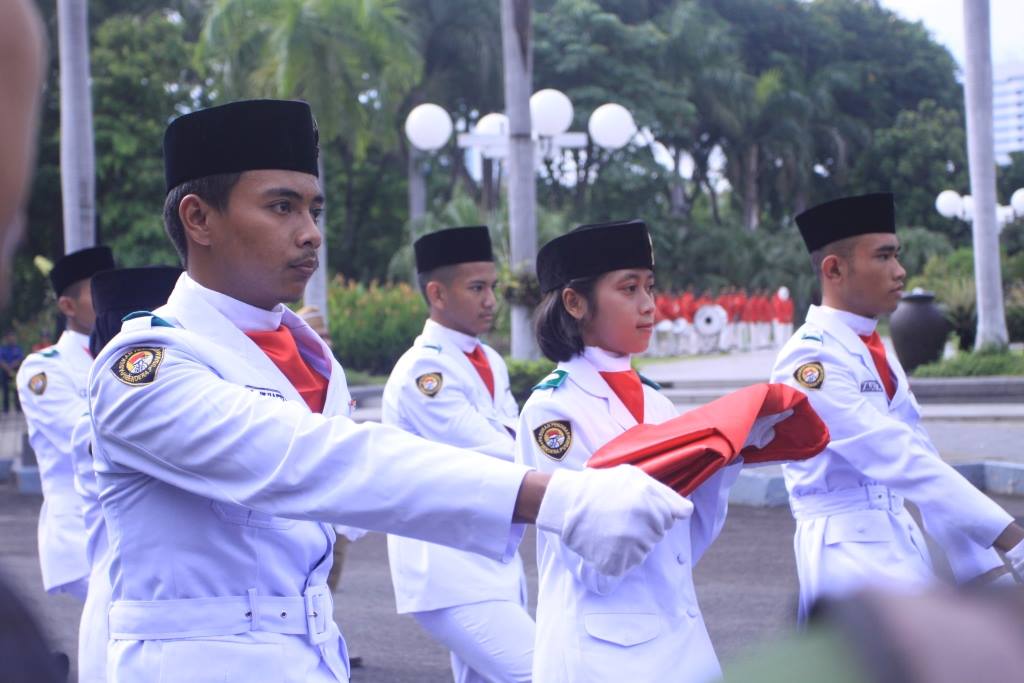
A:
[163,99,319,192]
[89,266,182,355]
[414,226,494,273]
[795,192,896,253]
[50,246,115,296]
[536,219,654,293]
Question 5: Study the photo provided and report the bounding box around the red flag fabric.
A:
[587,383,829,496]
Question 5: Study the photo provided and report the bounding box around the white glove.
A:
[1006,538,1024,579]
[742,409,794,450]
[536,465,694,577]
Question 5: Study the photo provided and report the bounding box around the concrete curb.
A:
[729,461,1024,507]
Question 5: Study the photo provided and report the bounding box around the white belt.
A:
[108,584,333,644]
[790,484,904,520]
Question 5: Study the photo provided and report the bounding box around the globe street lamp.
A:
[404,91,639,358]
[936,188,1024,229]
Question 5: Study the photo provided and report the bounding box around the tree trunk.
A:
[669,149,687,218]
[304,155,329,320]
[742,144,760,232]
[501,0,537,359]
[963,0,1008,349]
[57,0,96,253]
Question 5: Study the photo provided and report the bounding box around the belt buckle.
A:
[304,585,331,645]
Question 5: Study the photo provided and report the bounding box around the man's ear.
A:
[425,280,446,309]
[56,294,75,318]
[178,194,215,249]
[562,287,588,321]
[821,253,844,283]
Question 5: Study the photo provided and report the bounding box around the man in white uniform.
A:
[18,245,114,601]
[384,226,534,683]
[771,192,1024,622]
[87,99,693,682]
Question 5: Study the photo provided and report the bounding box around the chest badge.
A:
[27,372,47,395]
[111,347,165,386]
[794,362,825,389]
[534,420,572,460]
[416,372,443,397]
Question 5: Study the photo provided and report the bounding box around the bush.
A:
[506,358,556,405]
[326,276,426,375]
[914,350,1024,377]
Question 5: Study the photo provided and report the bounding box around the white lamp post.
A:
[937,189,1024,228]
[404,92,639,358]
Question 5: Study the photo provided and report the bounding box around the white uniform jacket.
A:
[516,348,737,683]
[70,411,112,683]
[16,329,92,594]
[383,319,527,613]
[772,305,1014,617]
[88,275,530,683]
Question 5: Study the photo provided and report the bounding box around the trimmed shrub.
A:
[914,350,1024,377]
[326,276,426,375]
[506,358,556,405]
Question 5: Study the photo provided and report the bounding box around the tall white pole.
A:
[963,0,1008,349]
[304,155,329,320]
[501,0,538,359]
[57,0,96,253]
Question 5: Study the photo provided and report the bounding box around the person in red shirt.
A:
[714,287,733,352]
[654,292,677,356]
[675,287,696,355]
[772,286,795,347]
[734,288,750,351]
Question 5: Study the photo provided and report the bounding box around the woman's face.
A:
[576,268,656,356]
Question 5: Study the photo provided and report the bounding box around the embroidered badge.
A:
[416,372,443,397]
[860,380,884,393]
[27,372,47,396]
[111,347,164,386]
[245,385,286,400]
[794,362,825,389]
[534,420,572,460]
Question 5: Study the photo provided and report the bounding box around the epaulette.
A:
[40,347,58,358]
[638,373,661,390]
[421,343,443,353]
[532,369,568,392]
[122,310,175,328]
[800,326,824,344]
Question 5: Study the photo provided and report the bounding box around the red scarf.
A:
[859,331,896,401]
[465,345,495,398]
[600,370,645,423]
[246,325,329,413]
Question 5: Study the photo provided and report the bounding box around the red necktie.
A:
[859,331,896,401]
[600,370,645,423]
[465,345,495,398]
[246,326,329,413]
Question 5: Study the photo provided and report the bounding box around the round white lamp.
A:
[1011,188,1024,217]
[530,89,574,137]
[588,103,637,150]
[404,104,453,152]
[935,190,963,219]
[475,112,510,137]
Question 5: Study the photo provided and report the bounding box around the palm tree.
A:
[200,0,419,319]
[57,0,96,253]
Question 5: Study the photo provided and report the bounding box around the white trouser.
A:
[789,484,934,623]
[413,600,535,683]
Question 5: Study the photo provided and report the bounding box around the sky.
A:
[879,0,1024,75]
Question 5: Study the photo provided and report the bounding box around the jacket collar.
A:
[560,352,638,430]
[421,318,480,354]
[160,274,334,405]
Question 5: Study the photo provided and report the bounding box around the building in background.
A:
[995,63,1024,165]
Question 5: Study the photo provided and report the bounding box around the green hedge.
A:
[506,358,556,405]
[326,277,426,375]
[913,351,1024,377]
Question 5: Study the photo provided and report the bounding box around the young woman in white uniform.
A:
[516,220,738,683]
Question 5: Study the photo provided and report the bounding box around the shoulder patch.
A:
[532,369,568,392]
[27,372,47,395]
[533,420,572,460]
[111,347,165,386]
[794,361,825,389]
[638,373,661,391]
[421,343,443,353]
[40,348,59,358]
[416,372,443,397]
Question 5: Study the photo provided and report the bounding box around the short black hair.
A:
[416,264,458,304]
[162,172,242,266]
[534,276,599,362]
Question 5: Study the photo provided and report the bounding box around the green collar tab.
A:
[532,369,569,392]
